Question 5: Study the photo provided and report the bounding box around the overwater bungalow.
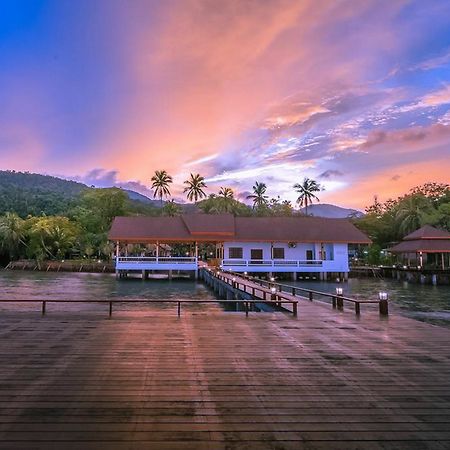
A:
[388,224,450,269]
[108,214,370,280]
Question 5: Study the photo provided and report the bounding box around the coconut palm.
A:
[183,173,207,203]
[395,195,431,235]
[162,200,183,217]
[247,181,269,209]
[218,187,234,199]
[294,178,321,215]
[151,170,173,207]
[0,212,26,258]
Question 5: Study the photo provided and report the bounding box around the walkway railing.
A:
[0,298,267,318]
[208,269,388,316]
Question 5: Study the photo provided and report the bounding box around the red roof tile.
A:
[403,225,450,240]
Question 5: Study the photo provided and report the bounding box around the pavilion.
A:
[108,213,370,280]
[388,225,450,269]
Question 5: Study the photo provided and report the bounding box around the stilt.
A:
[291,272,297,281]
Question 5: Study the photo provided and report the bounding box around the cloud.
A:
[319,170,344,179]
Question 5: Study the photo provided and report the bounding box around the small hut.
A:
[388,225,450,269]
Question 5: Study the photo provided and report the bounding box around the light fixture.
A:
[335,287,343,296]
[378,292,388,301]
[271,287,276,293]
[244,271,248,275]
[232,277,236,282]
[270,277,275,282]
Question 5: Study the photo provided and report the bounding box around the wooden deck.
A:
[0,301,449,449]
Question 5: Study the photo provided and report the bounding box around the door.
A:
[306,250,313,264]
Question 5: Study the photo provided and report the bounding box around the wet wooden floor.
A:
[0,300,449,449]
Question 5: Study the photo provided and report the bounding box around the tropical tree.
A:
[294,178,321,215]
[162,200,183,217]
[183,173,207,203]
[218,187,234,199]
[395,195,432,235]
[247,182,269,210]
[0,212,27,258]
[151,170,173,206]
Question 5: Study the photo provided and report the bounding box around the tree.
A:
[151,170,173,206]
[247,182,269,210]
[162,200,183,217]
[395,195,432,235]
[218,187,234,199]
[0,212,26,258]
[183,173,207,203]
[293,178,321,215]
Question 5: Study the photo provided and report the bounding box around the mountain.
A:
[123,189,160,206]
[0,170,88,216]
[300,203,364,218]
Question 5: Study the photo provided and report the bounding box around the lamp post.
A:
[335,287,344,310]
[271,287,277,301]
[232,277,236,289]
[378,291,389,316]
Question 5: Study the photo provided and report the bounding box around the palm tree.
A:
[151,170,173,207]
[162,200,183,217]
[183,173,207,203]
[0,212,26,258]
[218,187,234,199]
[395,195,431,235]
[247,181,269,209]
[294,178,321,215]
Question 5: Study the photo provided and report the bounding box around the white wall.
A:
[222,241,349,272]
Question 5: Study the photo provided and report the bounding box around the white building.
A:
[108,214,370,279]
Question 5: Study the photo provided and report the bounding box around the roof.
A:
[108,214,371,244]
[389,239,450,253]
[388,225,450,253]
[403,225,450,241]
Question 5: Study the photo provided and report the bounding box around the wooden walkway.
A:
[0,302,449,449]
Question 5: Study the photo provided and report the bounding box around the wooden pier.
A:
[0,296,449,448]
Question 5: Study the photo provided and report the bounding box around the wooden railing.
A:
[208,269,388,316]
[0,298,272,318]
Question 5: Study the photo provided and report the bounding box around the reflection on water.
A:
[1,271,449,325]
[0,271,220,315]
[281,277,450,327]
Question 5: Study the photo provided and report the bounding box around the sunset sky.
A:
[1,0,450,209]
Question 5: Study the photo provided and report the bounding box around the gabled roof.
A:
[108,214,371,244]
[388,225,450,253]
[403,225,450,240]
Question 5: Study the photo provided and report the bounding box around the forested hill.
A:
[0,171,89,216]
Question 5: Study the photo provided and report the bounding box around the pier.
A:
[0,291,449,448]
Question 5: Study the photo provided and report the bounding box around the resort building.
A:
[388,225,450,269]
[108,214,370,280]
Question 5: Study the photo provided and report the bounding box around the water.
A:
[1,271,449,326]
[281,277,450,327]
[0,271,221,315]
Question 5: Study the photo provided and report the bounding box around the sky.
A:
[0,0,450,210]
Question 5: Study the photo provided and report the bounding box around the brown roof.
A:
[389,239,450,253]
[403,225,450,240]
[108,214,371,244]
[388,225,450,253]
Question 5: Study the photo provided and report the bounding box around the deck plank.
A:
[0,303,449,449]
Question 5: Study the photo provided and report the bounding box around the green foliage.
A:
[183,173,207,202]
[247,181,269,210]
[353,183,450,252]
[162,200,183,217]
[293,178,321,215]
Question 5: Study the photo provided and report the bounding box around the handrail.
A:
[202,270,298,317]
[221,259,323,267]
[0,298,283,318]
[206,269,388,316]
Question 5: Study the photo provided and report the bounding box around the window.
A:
[272,247,285,259]
[251,249,263,260]
[228,247,243,259]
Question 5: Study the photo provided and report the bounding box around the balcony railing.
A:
[117,256,197,264]
[221,259,324,268]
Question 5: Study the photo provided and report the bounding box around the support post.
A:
[355,302,360,315]
[379,299,389,316]
[337,294,344,310]
[245,302,248,317]
[178,301,181,317]
[293,302,298,317]
[42,301,46,316]
[332,296,337,308]
[109,301,112,317]
[309,291,313,301]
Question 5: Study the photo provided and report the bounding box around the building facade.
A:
[108,214,370,279]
